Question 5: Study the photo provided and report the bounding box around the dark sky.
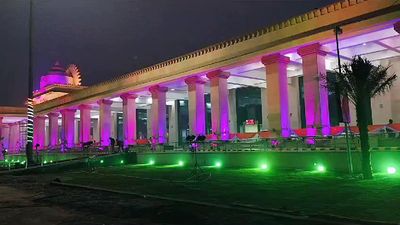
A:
[0,0,336,107]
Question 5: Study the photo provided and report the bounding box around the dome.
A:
[39,61,69,88]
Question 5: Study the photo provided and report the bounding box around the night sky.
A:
[0,0,336,107]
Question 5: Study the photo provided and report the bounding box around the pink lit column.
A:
[261,54,291,137]
[98,99,113,146]
[206,70,230,140]
[61,109,76,148]
[78,105,92,143]
[33,116,46,149]
[298,43,331,136]
[48,112,59,147]
[185,77,206,136]
[149,85,168,144]
[8,123,19,153]
[121,94,137,146]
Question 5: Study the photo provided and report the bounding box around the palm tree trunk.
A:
[356,98,373,179]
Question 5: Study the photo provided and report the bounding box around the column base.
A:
[321,126,331,136]
[281,128,291,138]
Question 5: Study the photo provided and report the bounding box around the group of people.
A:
[79,137,124,152]
[109,137,124,152]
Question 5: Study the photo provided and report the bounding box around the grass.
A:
[60,164,400,222]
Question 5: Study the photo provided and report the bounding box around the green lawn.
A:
[60,164,400,223]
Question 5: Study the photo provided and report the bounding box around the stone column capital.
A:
[261,53,290,66]
[60,109,77,114]
[297,43,327,57]
[206,70,230,80]
[120,93,138,101]
[185,76,207,85]
[149,85,168,94]
[78,104,92,110]
[394,21,400,34]
[97,99,113,106]
[48,112,59,117]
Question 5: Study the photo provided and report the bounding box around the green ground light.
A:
[215,161,222,168]
[120,160,124,164]
[387,167,396,174]
[100,160,104,164]
[149,160,155,165]
[260,164,268,170]
[317,165,326,172]
[178,161,184,166]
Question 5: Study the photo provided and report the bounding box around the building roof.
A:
[0,107,27,117]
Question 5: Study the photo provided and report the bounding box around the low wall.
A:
[4,152,137,174]
[136,151,400,173]
[2,153,81,163]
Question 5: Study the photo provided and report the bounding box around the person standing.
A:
[109,137,116,152]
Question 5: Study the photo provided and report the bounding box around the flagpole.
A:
[335,26,353,175]
[26,0,35,166]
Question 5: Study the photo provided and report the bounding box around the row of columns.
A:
[1,120,25,153]
[32,70,232,148]
[31,43,332,148]
[261,43,331,137]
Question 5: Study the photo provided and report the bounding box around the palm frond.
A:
[323,55,397,107]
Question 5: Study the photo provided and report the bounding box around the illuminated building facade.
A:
[1,0,399,152]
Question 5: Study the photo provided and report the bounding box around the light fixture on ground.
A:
[215,161,222,168]
[120,160,124,164]
[178,161,184,166]
[317,165,326,172]
[313,162,326,173]
[260,164,268,170]
[149,160,155,165]
[100,159,104,164]
[387,167,396,174]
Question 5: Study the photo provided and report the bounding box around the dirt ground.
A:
[0,174,329,225]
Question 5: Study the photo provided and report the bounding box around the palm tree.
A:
[325,56,397,179]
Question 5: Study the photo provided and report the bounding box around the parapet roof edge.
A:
[84,0,371,88]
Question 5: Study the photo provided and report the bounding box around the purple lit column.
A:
[261,54,291,137]
[185,77,206,136]
[0,117,3,156]
[78,105,92,144]
[394,21,400,33]
[149,85,168,144]
[48,112,59,147]
[298,43,331,136]
[98,99,113,146]
[121,94,137,146]
[61,109,77,148]
[206,70,230,140]
[33,116,46,149]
